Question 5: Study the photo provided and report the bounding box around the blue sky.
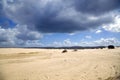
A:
[0,0,120,47]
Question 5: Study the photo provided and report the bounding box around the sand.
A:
[0,48,120,80]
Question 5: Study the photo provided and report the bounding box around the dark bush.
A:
[108,45,115,49]
[62,49,67,53]
[73,49,77,51]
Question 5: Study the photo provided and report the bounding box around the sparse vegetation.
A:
[62,49,67,53]
[73,49,77,51]
[108,45,115,49]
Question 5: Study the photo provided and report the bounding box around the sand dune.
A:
[0,48,120,80]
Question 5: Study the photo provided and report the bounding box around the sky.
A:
[0,0,120,47]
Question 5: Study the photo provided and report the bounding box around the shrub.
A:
[73,49,77,51]
[62,49,67,53]
[108,45,115,49]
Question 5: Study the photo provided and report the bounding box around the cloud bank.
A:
[1,0,120,33]
[0,25,42,47]
[49,38,120,47]
[0,0,120,47]
[103,15,120,32]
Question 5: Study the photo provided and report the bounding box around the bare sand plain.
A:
[0,48,120,80]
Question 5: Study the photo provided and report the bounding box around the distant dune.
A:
[0,48,120,80]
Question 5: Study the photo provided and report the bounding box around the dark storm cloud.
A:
[0,36,8,42]
[0,1,13,29]
[73,0,120,15]
[0,0,3,16]
[1,0,120,33]
[35,15,113,33]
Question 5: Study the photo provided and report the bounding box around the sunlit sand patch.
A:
[0,48,120,80]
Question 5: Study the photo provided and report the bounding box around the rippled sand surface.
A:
[0,48,120,80]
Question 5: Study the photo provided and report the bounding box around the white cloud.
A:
[68,33,76,36]
[0,26,18,47]
[63,39,72,46]
[50,37,120,47]
[0,25,42,47]
[25,40,43,47]
[80,38,120,46]
[85,36,92,39]
[103,15,120,32]
[93,38,120,46]
[53,41,63,47]
[96,30,102,33]
[16,24,42,41]
[63,39,79,46]
[51,39,79,47]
